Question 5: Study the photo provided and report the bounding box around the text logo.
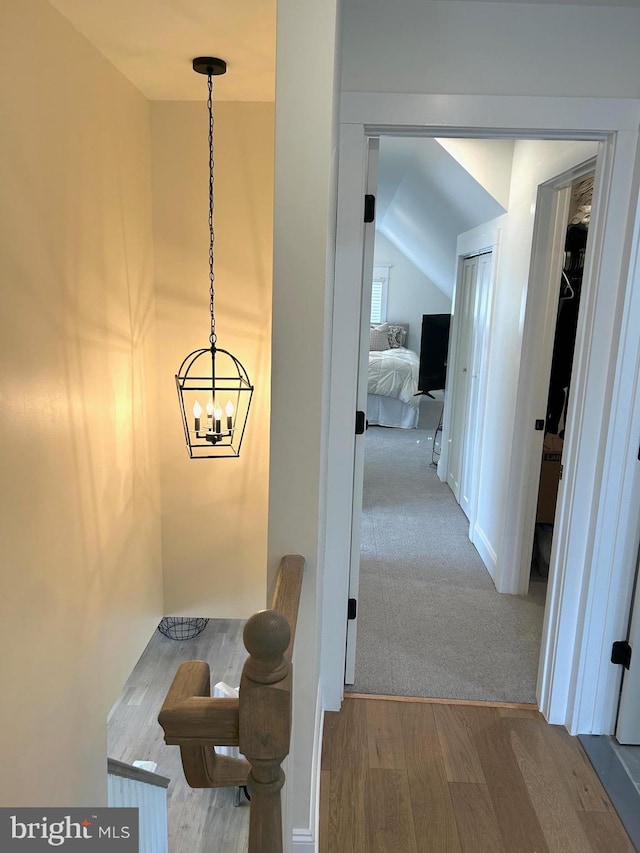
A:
[1,809,138,850]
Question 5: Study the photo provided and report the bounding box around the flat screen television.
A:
[418,313,451,396]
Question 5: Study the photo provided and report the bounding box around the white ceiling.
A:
[48,0,276,101]
[47,0,626,298]
[48,0,640,103]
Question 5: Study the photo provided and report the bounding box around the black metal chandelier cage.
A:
[176,57,254,459]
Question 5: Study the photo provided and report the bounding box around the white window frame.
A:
[370,264,391,323]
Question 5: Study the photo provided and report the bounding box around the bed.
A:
[367,322,420,428]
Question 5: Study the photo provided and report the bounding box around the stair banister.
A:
[158,659,249,788]
[158,554,304,852]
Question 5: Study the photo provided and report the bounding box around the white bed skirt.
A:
[366,394,419,429]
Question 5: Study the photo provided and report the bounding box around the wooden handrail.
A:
[158,658,249,788]
[158,554,305,852]
[271,553,304,661]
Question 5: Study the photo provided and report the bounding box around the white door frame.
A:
[345,138,379,684]
[321,93,640,740]
[503,159,597,602]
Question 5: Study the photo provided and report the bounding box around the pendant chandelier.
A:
[176,57,254,459]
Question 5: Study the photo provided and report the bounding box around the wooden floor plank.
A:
[506,717,594,852]
[400,701,463,853]
[433,703,486,784]
[576,809,636,853]
[366,769,418,853]
[330,696,368,768]
[545,724,615,812]
[321,710,340,772]
[497,707,544,719]
[319,770,330,853]
[327,697,368,852]
[467,706,550,853]
[347,692,538,709]
[366,698,406,770]
[448,782,507,853]
[319,697,634,853]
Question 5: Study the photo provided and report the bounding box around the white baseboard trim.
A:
[472,522,498,584]
[290,683,324,852]
[291,828,316,850]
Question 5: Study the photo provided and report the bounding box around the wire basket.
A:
[157,616,209,641]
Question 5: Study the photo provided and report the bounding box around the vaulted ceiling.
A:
[377,137,511,296]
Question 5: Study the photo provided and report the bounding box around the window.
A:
[371,265,390,324]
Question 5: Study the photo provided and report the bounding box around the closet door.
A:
[448,255,478,514]
[459,252,491,519]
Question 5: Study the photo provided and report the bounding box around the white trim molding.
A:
[472,523,498,586]
[291,829,316,851]
[291,683,324,852]
[324,92,640,741]
[563,138,640,734]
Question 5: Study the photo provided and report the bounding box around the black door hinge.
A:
[348,598,357,620]
[535,419,545,431]
[355,410,367,435]
[611,640,632,670]
[364,194,376,223]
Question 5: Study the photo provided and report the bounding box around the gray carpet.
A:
[346,399,547,704]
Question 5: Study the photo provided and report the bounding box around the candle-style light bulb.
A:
[206,397,214,432]
[225,400,234,431]
[214,405,222,435]
[193,400,202,433]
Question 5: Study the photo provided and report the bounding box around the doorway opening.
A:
[346,136,600,705]
[533,173,594,583]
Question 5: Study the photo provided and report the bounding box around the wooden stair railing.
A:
[158,554,304,853]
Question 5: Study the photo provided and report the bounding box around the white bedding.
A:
[367,347,420,408]
[366,393,419,429]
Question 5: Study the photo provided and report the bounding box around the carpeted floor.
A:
[346,399,547,704]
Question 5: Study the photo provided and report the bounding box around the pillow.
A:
[370,322,390,351]
[387,324,407,348]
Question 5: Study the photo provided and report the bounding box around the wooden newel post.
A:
[239,609,292,853]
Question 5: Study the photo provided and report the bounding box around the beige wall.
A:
[152,101,273,618]
[0,0,162,806]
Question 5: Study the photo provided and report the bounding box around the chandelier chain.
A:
[208,73,217,348]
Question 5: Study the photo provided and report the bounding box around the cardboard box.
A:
[536,434,564,524]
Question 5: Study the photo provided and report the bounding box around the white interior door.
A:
[459,251,492,520]
[447,255,478,510]
[616,551,640,744]
[344,138,379,684]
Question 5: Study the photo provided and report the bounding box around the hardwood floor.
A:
[110,624,634,853]
[107,618,250,853]
[320,696,635,853]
